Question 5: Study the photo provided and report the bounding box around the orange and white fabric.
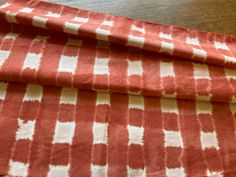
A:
[0,0,235,177]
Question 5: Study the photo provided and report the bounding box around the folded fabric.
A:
[0,0,235,177]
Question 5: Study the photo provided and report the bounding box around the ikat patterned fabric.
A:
[0,0,235,177]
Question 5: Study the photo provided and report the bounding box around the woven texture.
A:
[0,0,235,176]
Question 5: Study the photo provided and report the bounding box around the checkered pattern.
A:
[0,0,235,176]
[0,82,234,177]
[0,22,235,102]
[0,0,235,69]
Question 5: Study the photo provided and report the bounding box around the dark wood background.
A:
[1,0,236,36]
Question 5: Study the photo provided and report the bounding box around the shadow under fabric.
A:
[0,0,235,176]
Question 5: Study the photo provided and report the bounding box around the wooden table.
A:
[1,0,236,36]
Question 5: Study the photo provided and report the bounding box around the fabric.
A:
[0,0,235,176]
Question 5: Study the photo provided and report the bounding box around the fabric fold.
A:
[0,0,235,177]
[0,0,235,103]
[0,0,236,70]
[0,20,235,103]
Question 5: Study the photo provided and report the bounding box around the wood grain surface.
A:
[1,0,236,36]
